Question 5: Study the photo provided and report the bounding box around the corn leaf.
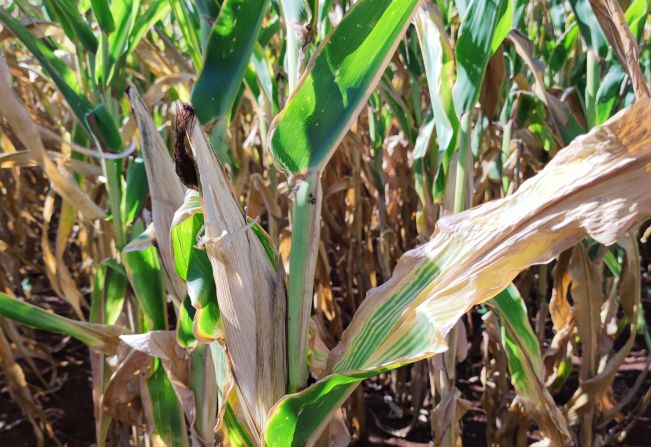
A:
[268,0,421,175]
[414,4,457,175]
[46,0,98,53]
[452,0,510,116]
[147,359,190,447]
[176,296,197,348]
[90,259,128,326]
[0,293,125,354]
[490,285,571,445]
[129,1,171,53]
[95,0,141,87]
[90,0,115,33]
[169,0,203,70]
[122,157,148,226]
[0,56,104,220]
[122,225,168,331]
[263,98,651,446]
[191,0,270,124]
[570,0,609,58]
[171,191,222,342]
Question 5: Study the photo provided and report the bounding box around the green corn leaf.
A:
[0,8,93,128]
[269,0,421,175]
[625,0,649,41]
[453,0,510,116]
[86,105,126,247]
[414,4,458,191]
[191,0,270,124]
[90,259,128,326]
[176,296,197,348]
[47,0,98,53]
[169,0,203,70]
[0,293,125,354]
[263,99,651,445]
[129,1,171,52]
[412,117,436,211]
[87,105,124,152]
[549,23,579,73]
[171,191,221,342]
[148,359,190,447]
[248,217,278,268]
[90,0,115,32]
[491,0,513,54]
[569,0,609,58]
[189,344,218,444]
[224,402,256,447]
[279,0,311,91]
[123,225,168,331]
[595,64,626,125]
[490,285,571,445]
[95,0,141,87]
[122,157,148,226]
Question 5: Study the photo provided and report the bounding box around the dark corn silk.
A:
[174,103,199,190]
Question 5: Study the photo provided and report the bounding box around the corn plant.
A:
[0,0,651,446]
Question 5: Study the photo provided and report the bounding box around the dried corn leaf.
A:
[566,233,641,423]
[184,105,286,437]
[0,55,104,220]
[589,0,650,99]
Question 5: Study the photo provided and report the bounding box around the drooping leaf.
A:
[0,293,125,354]
[588,0,650,98]
[0,55,103,220]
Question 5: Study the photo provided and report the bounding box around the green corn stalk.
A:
[269,0,422,393]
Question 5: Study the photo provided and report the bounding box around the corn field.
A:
[1,0,651,445]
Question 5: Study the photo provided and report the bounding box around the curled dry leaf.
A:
[264,97,651,445]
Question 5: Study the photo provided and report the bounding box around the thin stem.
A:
[287,173,322,392]
[441,112,473,446]
[453,113,472,214]
[585,51,598,129]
